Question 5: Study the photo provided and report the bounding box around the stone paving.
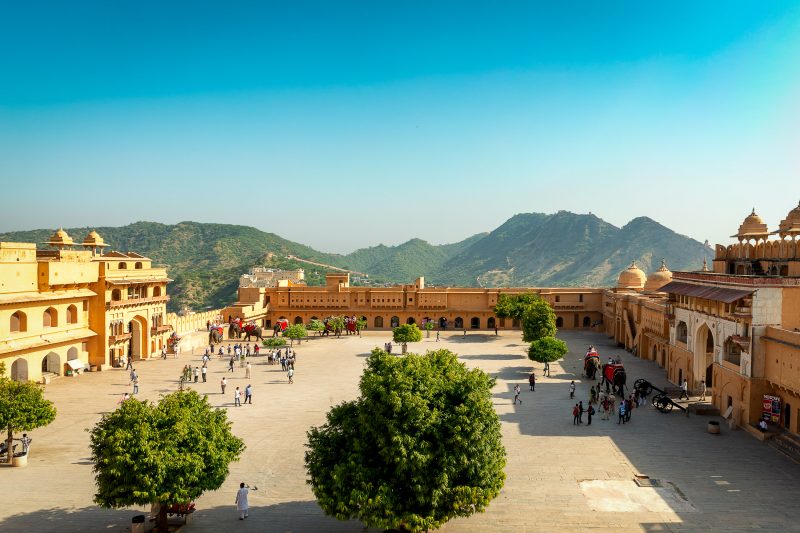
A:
[4,329,800,532]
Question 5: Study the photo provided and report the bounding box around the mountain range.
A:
[0,211,713,312]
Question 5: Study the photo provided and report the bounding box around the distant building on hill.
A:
[239,267,305,288]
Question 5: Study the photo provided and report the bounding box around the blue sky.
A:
[1,2,799,253]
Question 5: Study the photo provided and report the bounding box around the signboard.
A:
[763,395,781,424]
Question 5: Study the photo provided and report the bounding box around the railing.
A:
[107,295,170,309]
[733,306,752,317]
[151,325,172,335]
[109,333,132,343]
[553,302,585,310]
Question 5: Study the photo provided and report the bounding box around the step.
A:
[769,434,800,464]
[40,372,61,385]
[688,403,720,416]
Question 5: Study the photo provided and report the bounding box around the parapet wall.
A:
[167,309,225,335]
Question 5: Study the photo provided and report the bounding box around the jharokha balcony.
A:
[107,295,170,309]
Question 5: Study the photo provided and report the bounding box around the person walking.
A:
[436,331,440,342]
[245,362,252,379]
[228,357,235,373]
[193,366,199,383]
[578,401,584,424]
[126,357,133,371]
[244,384,252,404]
[589,385,597,406]
[129,367,136,384]
[235,482,249,520]
[679,379,690,400]
[544,361,550,377]
[201,365,207,383]
[601,396,610,420]
[587,403,595,425]
[529,372,536,391]
[573,404,580,425]
[569,380,576,399]
[700,379,707,401]
[133,376,139,395]
[234,387,241,407]
[618,401,627,424]
[288,367,294,384]
[513,384,522,405]
[221,377,227,395]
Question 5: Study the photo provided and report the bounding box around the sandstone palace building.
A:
[0,229,171,383]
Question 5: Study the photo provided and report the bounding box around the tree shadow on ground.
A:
[459,353,526,361]
[447,334,495,343]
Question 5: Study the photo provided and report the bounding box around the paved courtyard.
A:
[4,329,800,532]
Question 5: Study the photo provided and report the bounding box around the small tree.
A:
[263,337,287,349]
[494,292,542,321]
[308,319,325,336]
[521,299,557,343]
[527,337,568,364]
[90,390,244,531]
[392,323,422,354]
[326,316,345,338]
[306,348,505,532]
[284,324,308,345]
[424,319,435,338]
[0,377,57,463]
[355,317,367,336]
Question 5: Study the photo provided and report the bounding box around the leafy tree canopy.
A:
[527,336,568,363]
[305,348,506,532]
[355,317,367,332]
[521,299,557,343]
[308,319,325,333]
[493,292,542,320]
[283,324,308,344]
[263,337,287,349]
[89,390,244,529]
[0,378,57,463]
[392,323,423,345]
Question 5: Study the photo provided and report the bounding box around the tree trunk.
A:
[426,329,430,338]
[5,426,13,464]
[402,344,407,354]
[156,506,168,532]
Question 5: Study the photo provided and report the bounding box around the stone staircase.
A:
[768,431,800,464]
[40,371,61,385]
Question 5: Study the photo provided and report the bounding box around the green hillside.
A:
[0,212,713,311]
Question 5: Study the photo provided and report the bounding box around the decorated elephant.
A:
[602,363,626,396]
[242,323,264,342]
[209,327,224,345]
[584,352,600,380]
[229,320,243,339]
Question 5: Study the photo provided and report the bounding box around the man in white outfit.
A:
[235,482,249,520]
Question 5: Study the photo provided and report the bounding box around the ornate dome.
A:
[774,200,800,237]
[732,208,769,240]
[82,230,108,247]
[617,260,646,290]
[43,227,74,247]
[644,259,672,291]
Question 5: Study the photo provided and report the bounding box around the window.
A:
[43,307,57,328]
[676,321,688,343]
[153,286,162,297]
[118,262,127,269]
[579,294,584,303]
[374,316,384,328]
[134,262,143,269]
[10,311,26,332]
[111,289,121,301]
[555,295,560,303]
[66,304,78,324]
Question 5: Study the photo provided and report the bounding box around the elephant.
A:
[243,324,264,342]
[602,363,626,396]
[209,328,224,345]
[229,322,242,339]
[584,356,600,380]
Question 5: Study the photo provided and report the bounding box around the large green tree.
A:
[521,299,557,343]
[283,324,308,345]
[527,337,568,364]
[493,292,542,321]
[305,348,505,532]
[326,315,346,337]
[0,376,57,464]
[89,390,244,531]
[308,319,326,336]
[392,323,422,354]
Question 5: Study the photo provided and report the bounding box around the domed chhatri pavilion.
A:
[644,259,673,292]
[616,261,647,290]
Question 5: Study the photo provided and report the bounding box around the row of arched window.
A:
[117,262,144,270]
[110,286,163,301]
[10,305,80,333]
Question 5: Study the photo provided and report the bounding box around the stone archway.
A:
[390,316,400,328]
[11,358,28,382]
[128,316,149,360]
[695,323,714,389]
[42,351,61,375]
[487,317,496,329]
